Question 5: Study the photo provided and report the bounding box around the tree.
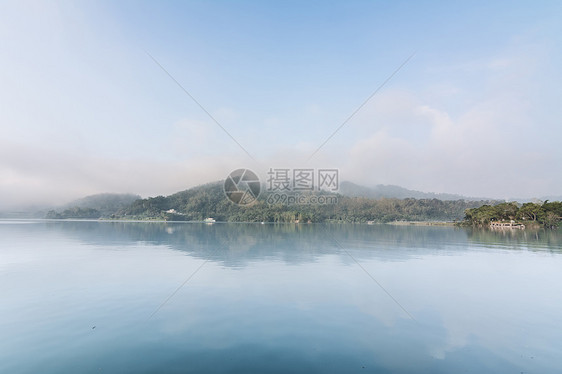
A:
[517,203,542,221]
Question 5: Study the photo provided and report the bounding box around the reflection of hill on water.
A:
[13,221,562,268]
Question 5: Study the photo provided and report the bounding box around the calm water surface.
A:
[1,221,561,373]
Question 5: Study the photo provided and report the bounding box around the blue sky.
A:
[1,0,561,207]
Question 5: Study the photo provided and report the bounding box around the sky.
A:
[1,0,561,209]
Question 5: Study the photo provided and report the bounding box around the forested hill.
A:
[104,182,496,223]
[45,193,140,219]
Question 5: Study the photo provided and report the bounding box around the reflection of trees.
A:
[465,227,562,252]
[42,221,562,268]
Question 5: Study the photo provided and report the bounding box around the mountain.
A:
[506,195,562,204]
[46,193,141,219]
[64,193,141,214]
[338,181,485,201]
[110,181,496,223]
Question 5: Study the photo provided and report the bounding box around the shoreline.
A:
[385,221,457,226]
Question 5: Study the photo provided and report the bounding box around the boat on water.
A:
[203,217,216,223]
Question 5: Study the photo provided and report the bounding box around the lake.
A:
[1,220,561,373]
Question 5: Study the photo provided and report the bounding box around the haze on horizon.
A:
[1,1,561,210]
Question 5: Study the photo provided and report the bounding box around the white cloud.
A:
[334,40,561,198]
[0,2,560,207]
[0,140,247,209]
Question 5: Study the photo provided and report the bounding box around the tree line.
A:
[463,201,562,228]
[110,183,495,223]
[46,182,560,228]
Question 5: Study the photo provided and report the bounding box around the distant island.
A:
[41,182,561,228]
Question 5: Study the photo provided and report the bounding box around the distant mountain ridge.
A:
[338,181,561,203]
[506,195,562,204]
[2,180,557,221]
[45,193,141,219]
[64,193,141,212]
[338,181,486,201]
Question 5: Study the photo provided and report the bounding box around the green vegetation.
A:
[63,193,140,216]
[45,183,560,228]
[463,201,562,228]
[45,193,140,219]
[46,207,101,219]
[109,182,495,223]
